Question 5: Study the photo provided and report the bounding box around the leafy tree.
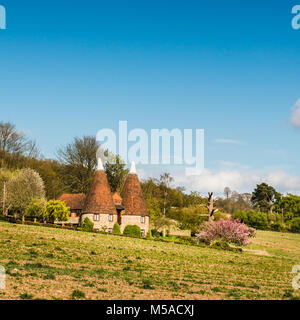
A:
[183,191,205,207]
[45,200,70,223]
[104,155,129,193]
[274,194,300,221]
[26,198,47,221]
[80,217,94,232]
[112,222,122,235]
[6,168,45,222]
[251,183,279,213]
[290,218,300,233]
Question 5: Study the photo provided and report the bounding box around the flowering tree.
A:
[6,168,45,222]
[196,219,256,246]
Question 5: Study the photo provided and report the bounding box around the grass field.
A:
[0,220,299,300]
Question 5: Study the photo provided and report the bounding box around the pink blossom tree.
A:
[196,219,256,246]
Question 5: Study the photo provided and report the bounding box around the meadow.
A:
[0,220,299,300]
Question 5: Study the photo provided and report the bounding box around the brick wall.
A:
[120,215,149,236]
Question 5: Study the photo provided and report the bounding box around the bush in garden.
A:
[123,225,141,237]
[195,219,256,246]
[80,217,94,232]
[112,222,121,235]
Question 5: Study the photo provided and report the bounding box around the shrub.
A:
[112,222,121,235]
[123,225,141,237]
[151,229,161,238]
[270,222,287,232]
[247,210,268,230]
[80,217,94,232]
[232,210,248,224]
[213,211,229,221]
[195,219,255,246]
[290,218,300,233]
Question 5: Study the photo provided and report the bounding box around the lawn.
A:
[0,220,299,300]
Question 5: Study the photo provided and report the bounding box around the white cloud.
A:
[172,169,300,195]
[290,99,300,128]
[213,139,244,145]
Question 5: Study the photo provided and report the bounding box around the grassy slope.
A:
[0,221,299,300]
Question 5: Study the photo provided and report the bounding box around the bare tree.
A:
[57,136,99,194]
[0,122,40,157]
[0,169,13,216]
[207,192,218,221]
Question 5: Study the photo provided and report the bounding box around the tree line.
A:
[0,121,300,233]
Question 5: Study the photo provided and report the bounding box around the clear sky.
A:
[1,0,300,195]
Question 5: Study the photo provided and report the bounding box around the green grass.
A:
[0,220,299,300]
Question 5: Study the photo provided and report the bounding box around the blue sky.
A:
[1,0,300,194]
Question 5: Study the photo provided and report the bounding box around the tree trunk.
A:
[2,182,6,217]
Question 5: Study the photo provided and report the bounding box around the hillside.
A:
[0,221,299,300]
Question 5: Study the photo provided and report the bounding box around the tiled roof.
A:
[112,192,122,205]
[83,170,117,215]
[121,173,149,216]
[59,194,86,210]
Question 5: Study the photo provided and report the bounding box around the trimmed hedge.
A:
[113,222,122,235]
[123,225,141,237]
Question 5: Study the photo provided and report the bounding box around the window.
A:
[94,214,100,222]
[109,214,113,222]
[141,216,145,223]
[108,228,113,234]
[141,230,145,237]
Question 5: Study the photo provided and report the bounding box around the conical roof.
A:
[83,163,117,215]
[121,163,148,216]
